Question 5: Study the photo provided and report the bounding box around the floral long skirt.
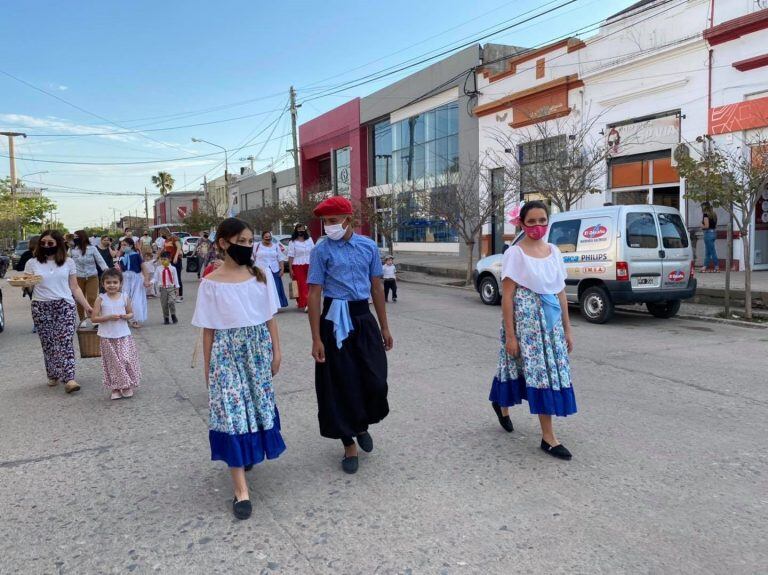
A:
[31,299,77,383]
[489,287,577,417]
[100,335,141,390]
[208,323,286,468]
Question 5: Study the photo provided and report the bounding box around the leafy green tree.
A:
[151,171,175,196]
[0,177,58,241]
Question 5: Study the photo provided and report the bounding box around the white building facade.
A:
[476,0,768,269]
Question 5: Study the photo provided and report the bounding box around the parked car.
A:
[11,241,29,268]
[0,254,9,278]
[273,234,291,249]
[182,236,200,257]
[473,204,697,323]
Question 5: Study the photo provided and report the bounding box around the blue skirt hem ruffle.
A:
[489,376,577,417]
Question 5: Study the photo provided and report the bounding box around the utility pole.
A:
[144,187,149,226]
[112,208,117,232]
[240,155,256,171]
[1,131,27,243]
[289,86,302,205]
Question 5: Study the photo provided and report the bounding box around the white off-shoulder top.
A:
[501,244,566,295]
[192,272,279,329]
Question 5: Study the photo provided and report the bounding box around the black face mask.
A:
[226,243,253,266]
[42,246,58,256]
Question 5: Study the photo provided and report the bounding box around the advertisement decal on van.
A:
[582,224,608,239]
[577,219,612,250]
[667,270,685,283]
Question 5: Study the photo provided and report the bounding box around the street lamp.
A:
[192,138,230,216]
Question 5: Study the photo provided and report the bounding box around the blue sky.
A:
[0,0,631,230]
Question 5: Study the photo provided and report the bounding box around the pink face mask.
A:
[523,225,548,240]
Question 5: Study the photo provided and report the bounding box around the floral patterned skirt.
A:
[100,335,141,390]
[208,323,286,467]
[489,286,577,417]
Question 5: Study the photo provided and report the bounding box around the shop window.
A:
[549,220,580,252]
[626,212,658,249]
[614,190,649,205]
[658,212,689,249]
[652,157,679,184]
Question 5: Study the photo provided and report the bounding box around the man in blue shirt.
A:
[308,196,393,475]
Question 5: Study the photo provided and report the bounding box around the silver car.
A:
[473,204,697,323]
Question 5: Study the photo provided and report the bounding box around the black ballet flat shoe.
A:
[491,402,514,433]
[232,497,252,520]
[171,314,178,324]
[163,317,170,325]
[341,456,359,474]
[356,431,373,453]
[540,439,572,461]
[244,464,253,472]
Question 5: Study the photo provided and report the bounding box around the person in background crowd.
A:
[96,235,117,293]
[14,235,39,274]
[191,217,285,520]
[701,202,719,273]
[153,251,179,325]
[287,223,314,312]
[202,253,224,278]
[118,228,139,247]
[164,233,184,301]
[155,232,167,253]
[382,256,398,303]
[118,238,150,327]
[24,229,92,394]
[71,230,109,321]
[91,268,141,400]
[89,233,100,247]
[15,236,40,329]
[253,230,288,308]
[307,196,393,475]
[194,231,213,279]
[139,230,154,260]
[489,200,577,461]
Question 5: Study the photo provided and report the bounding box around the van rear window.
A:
[549,220,580,252]
[626,212,658,249]
[658,213,689,249]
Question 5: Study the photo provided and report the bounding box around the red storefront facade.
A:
[299,98,368,236]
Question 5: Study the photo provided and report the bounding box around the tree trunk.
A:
[724,215,733,317]
[743,232,752,320]
[465,240,475,285]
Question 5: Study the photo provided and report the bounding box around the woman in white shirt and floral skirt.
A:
[24,229,93,394]
[287,223,314,311]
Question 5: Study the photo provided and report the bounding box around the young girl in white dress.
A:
[192,217,285,520]
[118,238,150,327]
[91,268,142,400]
[489,201,577,460]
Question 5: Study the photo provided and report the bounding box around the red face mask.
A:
[523,225,548,240]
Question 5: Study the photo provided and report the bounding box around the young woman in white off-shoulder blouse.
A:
[191,217,285,521]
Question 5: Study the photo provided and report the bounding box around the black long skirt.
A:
[315,299,389,439]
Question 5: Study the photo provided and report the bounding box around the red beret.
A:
[313,196,353,217]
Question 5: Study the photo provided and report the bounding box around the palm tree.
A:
[151,171,175,196]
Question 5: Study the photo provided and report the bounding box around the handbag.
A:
[289,279,299,299]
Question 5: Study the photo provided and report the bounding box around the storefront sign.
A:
[607,114,680,157]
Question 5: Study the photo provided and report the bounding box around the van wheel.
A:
[479,275,501,305]
[580,286,614,324]
[646,300,681,319]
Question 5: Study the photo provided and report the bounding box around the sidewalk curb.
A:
[401,277,768,329]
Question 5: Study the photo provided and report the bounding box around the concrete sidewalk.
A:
[389,251,768,306]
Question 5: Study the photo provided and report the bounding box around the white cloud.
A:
[57,85,68,91]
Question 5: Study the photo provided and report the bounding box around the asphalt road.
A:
[0,273,766,574]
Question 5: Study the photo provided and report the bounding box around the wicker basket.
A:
[76,322,101,358]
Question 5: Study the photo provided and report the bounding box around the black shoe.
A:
[341,456,359,474]
[541,439,572,460]
[232,497,252,520]
[171,314,178,324]
[356,431,373,453]
[393,298,397,302]
[491,402,514,433]
[244,464,253,472]
[163,317,170,325]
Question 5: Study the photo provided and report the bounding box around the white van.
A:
[473,204,697,323]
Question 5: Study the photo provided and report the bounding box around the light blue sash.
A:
[327,299,354,349]
[540,294,562,331]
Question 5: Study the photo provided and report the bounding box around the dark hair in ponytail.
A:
[215,217,266,283]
